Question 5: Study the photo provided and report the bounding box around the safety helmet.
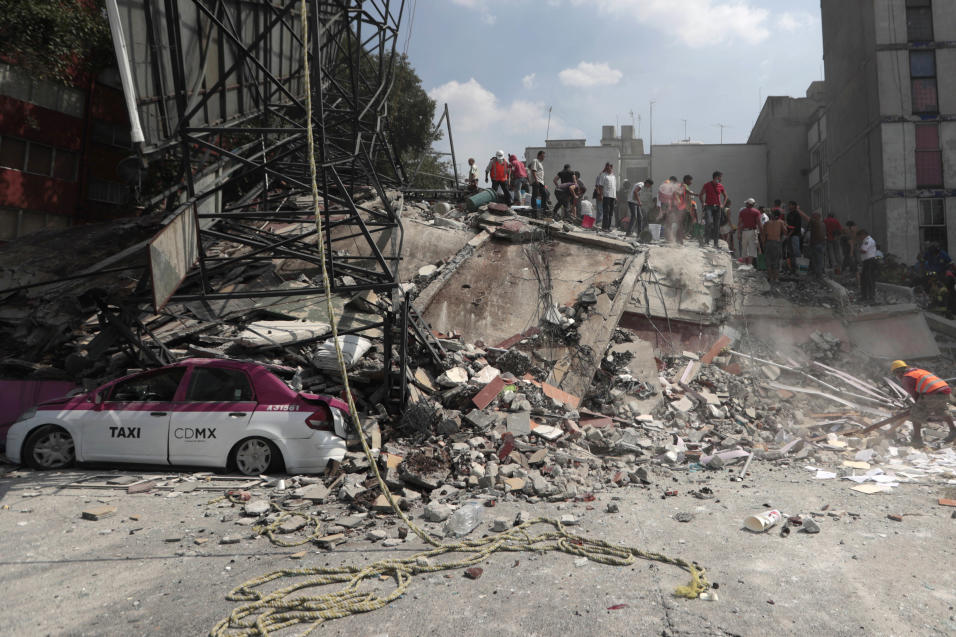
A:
[890,360,907,372]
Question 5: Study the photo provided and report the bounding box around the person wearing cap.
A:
[466,158,480,193]
[737,198,762,266]
[485,150,512,206]
[625,181,645,238]
[890,360,956,446]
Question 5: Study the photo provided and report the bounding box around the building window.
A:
[906,0,934,42]
[88,177,128,205]
[918,198,946,250]
[0,136,27,170]
[0,63,85,118]
[90,120,132,149]
[0,136,78,181]
[910,51,938,114]
[915,123,943,188]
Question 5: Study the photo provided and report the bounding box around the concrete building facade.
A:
[748,82,826,210]
[650,143,768,211]
[815,0,956,261]
[525,125,650,195]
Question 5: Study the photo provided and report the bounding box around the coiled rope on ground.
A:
[208,3,710,634]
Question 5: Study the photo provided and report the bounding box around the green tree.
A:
[387,54,441,159]
[0,0,114,84]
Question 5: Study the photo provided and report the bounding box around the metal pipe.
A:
[105,0,146,143]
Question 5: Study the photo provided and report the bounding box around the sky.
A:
[396,0,824,177]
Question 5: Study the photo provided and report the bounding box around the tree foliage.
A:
[0,0,114,84]
[387,53,441,159]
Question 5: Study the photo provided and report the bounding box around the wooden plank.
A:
[700,334,731,365]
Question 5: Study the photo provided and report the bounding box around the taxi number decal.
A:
[266,405,298,411]
[110,426,141,439]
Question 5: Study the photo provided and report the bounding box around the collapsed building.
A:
[2,0,956,555]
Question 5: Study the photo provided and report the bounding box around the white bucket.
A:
[795,257,810,275]
[648,224,662,240]
[744,509,782,532]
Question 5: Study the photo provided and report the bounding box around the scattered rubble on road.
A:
[3,193,956,554]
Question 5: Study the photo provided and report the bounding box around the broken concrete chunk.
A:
[82,506,117,521]
[294,482,330,503]
[337,514,368,529]
[464,409,496,431]
[418,264,438,277]
[220,535,242,545]
[424,502,452,522]
[473,365,501,385]
[506,411,532,436]
[279,518,307,534]
[491,517,510,532]
[243,500,270,516]
[437,367,469,387]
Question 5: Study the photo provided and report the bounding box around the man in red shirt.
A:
[823,212,843,274]
[891,360,956,446]
[699,171,728,248]
[736,198,762,266]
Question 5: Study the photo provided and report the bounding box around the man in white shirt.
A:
[596,163,617,231]
[528,150,550,216]
[858,228,878,303]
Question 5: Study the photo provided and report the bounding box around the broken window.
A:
[906,0,934,42]
[918,198,946,251]
[915,123,943,188]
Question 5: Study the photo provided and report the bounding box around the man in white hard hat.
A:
[485,150,513,206]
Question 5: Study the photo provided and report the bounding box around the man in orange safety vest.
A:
[891,360,956,447]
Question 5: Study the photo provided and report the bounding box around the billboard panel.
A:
[149,204,199,311]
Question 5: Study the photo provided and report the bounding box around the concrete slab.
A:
[847,310,940,360]
[627,244,733,322]
[423,241,628,346]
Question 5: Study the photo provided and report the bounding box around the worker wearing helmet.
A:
[891,360,956,446]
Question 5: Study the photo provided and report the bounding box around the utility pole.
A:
[649,100,655,179]
[713,123,730,144]
[681,119,688,142]
[545,106,552,141]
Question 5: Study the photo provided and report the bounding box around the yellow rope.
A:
[208,3,710,633]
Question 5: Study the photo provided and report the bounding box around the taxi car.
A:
[6,358,357,475]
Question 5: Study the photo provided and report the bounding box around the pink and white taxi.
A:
[6,359,356,475]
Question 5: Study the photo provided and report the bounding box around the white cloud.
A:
[573,0,771,47]
[777,11,817,32]
[450,0,496,25]
[522,73,536,89]
[427,78,582,174]
[558,62,623,88]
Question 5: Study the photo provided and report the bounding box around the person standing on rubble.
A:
[824,212,843,274]
[806,211,827,278]
[762,210,788,283]
[528,150,550,216]
[596,163,618,232]
[890,360,956,446]
[858,227,878,302]
[625,181,645,238]
[737,198,762,266]
[485,150,513,206]
[552,164,575,221]
[676,175,697,243]
[509,154,529,204]
[842,220,858,275]
[466,158,480,193]
[700,171,728,248]
[786,201,804,271]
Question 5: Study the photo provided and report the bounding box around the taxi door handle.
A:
[229,412,247,417]
[150,412,167,417]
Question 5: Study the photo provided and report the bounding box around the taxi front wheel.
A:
[231,437,282,475]
[23,425,75,470]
